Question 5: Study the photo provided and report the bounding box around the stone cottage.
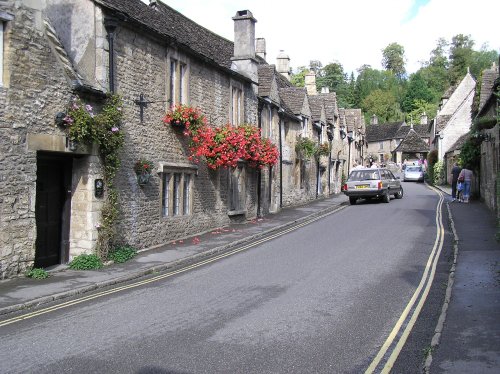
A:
[473,62,499,217]
[339,108,366,173]
[430,70,476,162]
[0,0,269,278]
[365,115,430,165]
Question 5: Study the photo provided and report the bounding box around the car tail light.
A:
[342,184,348,191]
[377,181,383,190]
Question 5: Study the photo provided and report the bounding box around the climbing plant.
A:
[60,95,125,258]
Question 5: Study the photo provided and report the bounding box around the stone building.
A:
[0,0,349,279]
[430,71,476,161]
[0,0,266,278]
[339,108,367,173]
[365,115,430,165]
[473,63,499,219]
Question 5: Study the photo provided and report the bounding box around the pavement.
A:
[0,185,499,372]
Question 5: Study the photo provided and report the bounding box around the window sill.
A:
[228,209,246,217]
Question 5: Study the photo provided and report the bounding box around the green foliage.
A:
[426,150,439,184]
[449,34,474,85]
[69,254,104,270]
[290,66,308,87]
[459,136,481,171]
[295,136,317,159]
[61,95,125,259]
[26,268,49,279]
[401,72,435,113]
[382,42,406,79]
[361,89,402,122]
[108,245,138,263]
[433,161,445,185]
[315,142,330,158]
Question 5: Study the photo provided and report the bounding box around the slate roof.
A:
[308,96,324,122]
[365,121,404,142]
[446,133,469,154]
[279,87,307,115]
[478,66,499,114]
[395,124,430,139]
[393,129,430,153]
[436,114,452,132]
[318,93,338,123]
[340,109,364,133]
[94,0,235,71]
[257,65,275,98]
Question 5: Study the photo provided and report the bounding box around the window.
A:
[231,86,243,125]
[379,141,384,150]
[162,170,193,217]
[302,117,309,137]
[168,57,187,106]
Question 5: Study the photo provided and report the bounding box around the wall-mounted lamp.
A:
[95,179,104,198]
[55,112,66,127]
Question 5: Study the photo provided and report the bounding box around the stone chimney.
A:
[231,10,258,83]
[305,71,317,95]
[420,112,428,125]
[149,0,158,10]
[256,38,266,60]
[371,114,378,125]
[321,87,330,93]
[276,50,290,80]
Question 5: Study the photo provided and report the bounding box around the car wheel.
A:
[349,197,357,205]
[395,187,404,199]
[382,192,390,203]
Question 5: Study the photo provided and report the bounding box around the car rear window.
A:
[406,166,422,172]
[348,170,380,181]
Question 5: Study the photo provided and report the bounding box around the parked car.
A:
[404,165,424,182]
[342,168,403,205]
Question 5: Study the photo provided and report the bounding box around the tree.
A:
[290,66,308,87]
[401,72,435,113]
[407,99,438,123]
[361,89,402,123]
[449,34,474,84]
[382,42,407,79]
[316,61,355,108]
[470,45,499,78]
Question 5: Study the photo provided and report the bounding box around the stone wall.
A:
[107,23,259,249]
[0,1,75,278]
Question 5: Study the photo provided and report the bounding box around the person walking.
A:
[450,162,462,202]
[458,166,473,203]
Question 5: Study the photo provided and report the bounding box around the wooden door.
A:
[34,154,72,268]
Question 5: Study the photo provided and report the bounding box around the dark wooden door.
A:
[35,155,72,268]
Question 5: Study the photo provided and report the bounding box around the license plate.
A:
[356,185,369,189]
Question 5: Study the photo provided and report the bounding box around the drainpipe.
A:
[278,108,284,208]
[104,17,118,93]
[257,101,263,217]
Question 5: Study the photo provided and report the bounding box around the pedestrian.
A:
[450,162,462,202]
[458,166,473,203]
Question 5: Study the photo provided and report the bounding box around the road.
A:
[0,181,452,373]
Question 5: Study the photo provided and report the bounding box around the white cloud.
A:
[143,0,500,75]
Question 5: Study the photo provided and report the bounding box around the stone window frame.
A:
[167,51,189,107]
[230,80,244,125]
[301,117,309,138]
[379,141,384,150]
[228,160,247,216]
[159,162,197,218]
[0,12,14,88]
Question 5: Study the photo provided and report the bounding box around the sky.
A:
[143,0,500,76]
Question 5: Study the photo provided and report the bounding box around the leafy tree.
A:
[290,66,308,87]
[354,66,401,109]
[382,42,407,79]
[401,72,435,113]
[317,61,355,108]
[449,34,474,84]
[361,89,402,123]
[470,45,499,78]
[407,99,438,123]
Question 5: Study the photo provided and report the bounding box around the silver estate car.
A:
[342,168,403,205]
[404,165,425,182]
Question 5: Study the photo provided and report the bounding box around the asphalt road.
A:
[0,181,452,374]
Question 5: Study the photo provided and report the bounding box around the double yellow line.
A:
[365,187,445,373]
[0,205,347,328]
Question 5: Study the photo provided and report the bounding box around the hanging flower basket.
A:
[134,159,154,186]
[162,104,206,131]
